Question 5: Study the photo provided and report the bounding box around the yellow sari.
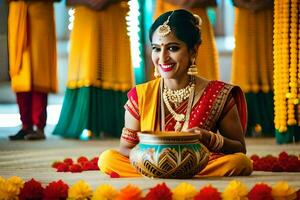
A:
[8,1,57,93]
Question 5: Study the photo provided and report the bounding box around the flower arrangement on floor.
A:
[1,176,299,200]
[251,151,300,172]
[52,156,99,172]
[52,151,300,174]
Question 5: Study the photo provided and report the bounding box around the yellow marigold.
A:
[0,176,24,200]
[68,180,93,200]
[222,180,248,200]
[92,184,118,200]
[172,182,197,200]
[116,184,142,200]
[271,181,297,200]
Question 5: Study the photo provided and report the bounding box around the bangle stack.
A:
[121,127,139,144]
[208,131,224,152]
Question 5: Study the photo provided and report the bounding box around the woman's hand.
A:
[186,127,211,147]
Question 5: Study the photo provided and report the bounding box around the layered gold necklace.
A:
[161,78,195,132]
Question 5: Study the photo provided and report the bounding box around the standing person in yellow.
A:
[53,0,133,138]
[231,0,274,136]
[8,0,58,140]
[153,0,219,80]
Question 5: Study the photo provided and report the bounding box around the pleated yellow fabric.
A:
[231,8,273,93]
[153,0,219,80]
[99,149,253,177]
[67,3,133,91]
[136,78,161,132]
[8,2,57,93]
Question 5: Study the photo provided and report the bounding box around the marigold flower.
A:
[222,180,248,200]
[194,184,221,200]
[172,182,197,200]
[43,180,69,200]
[92,184,118,200]
[271,182,297,200]
[248,183,273,200]
[19,179,44,200]
[144,182,172,200]
[116,184,142,200]
[0,176,24,200]
[68,180,93,199]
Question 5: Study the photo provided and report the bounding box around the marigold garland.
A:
[273,0,300,132]
[0,176,300,199]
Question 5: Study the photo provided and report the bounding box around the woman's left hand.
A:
[186,127,211,147]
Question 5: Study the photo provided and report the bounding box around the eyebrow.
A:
[151,42,181,46]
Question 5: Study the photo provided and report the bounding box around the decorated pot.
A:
[129,131,209,179]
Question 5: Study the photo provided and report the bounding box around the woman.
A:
[153,0,219,80]
[8,0,58,140]
[99,9,253,177]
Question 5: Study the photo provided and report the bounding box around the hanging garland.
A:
[273,0,299,132]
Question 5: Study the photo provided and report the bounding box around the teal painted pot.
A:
[129,131,209,179]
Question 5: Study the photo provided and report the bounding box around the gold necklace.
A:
[161,78,195,132]
[163,82,194,108]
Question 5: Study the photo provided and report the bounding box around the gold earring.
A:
[187,58,198,75]
[154,66,160,78]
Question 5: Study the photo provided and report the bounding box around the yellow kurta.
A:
[67,2,133,91]
[8,1,57,93]
[154,0,219,80]
[231,8,273,93]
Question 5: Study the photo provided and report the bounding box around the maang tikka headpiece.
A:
[157,11,174,37]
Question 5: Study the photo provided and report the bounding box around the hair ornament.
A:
[157,11,174,37]
[193,14,202,30]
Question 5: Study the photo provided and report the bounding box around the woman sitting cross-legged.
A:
[99,9,253,177]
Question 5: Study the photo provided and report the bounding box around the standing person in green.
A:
[53,0,134,139]
[231,0,274,136]
[7,0,58,140]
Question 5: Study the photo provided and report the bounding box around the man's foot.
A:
[25,129,46,140]
[9,129,33,140]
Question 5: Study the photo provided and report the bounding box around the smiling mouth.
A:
[159,63,175,72]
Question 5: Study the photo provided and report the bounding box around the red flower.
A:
[90,157,99,165]
[63,158,73,166]
[43,180,69,200]
[278,151,289,162]
[194,185,221,200]
[52,161,63,169]
[250,154,260,161]
[144,183,172,200]
[56,163,69,172]
[19,179,44,200]
[69,164,83,173]
[248,183,273,200]
[110,171,120,178]
[272,163,284,172]
[77,156,89,164]
[82,161,98,171]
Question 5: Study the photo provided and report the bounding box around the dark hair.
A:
[149,9,202,50]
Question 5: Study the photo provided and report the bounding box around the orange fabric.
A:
[8,1,57,93]
[99,149,253,177]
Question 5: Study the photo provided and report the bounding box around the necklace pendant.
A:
[174,121,182,132]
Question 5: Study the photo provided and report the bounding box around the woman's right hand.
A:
[186,127,211,147]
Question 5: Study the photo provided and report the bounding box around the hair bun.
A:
[193,14,202,27]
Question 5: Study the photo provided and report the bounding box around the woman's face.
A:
[151,30,192,80]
